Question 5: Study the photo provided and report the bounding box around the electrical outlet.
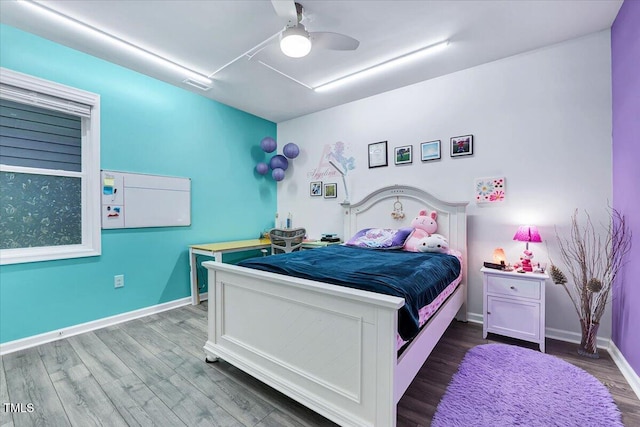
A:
[114,274,124,288]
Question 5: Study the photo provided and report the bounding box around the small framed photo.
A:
[310,181,322,197]
[324,183,337,199]
[421,140,441,162]
[368,141,388,168]
[450,135,473,157]
[394,145,412,165]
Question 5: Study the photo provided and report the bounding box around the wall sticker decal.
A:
[307,141,356,181]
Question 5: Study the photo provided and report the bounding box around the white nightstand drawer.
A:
[487,275,540,300]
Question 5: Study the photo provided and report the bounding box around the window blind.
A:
[0,98,82,172]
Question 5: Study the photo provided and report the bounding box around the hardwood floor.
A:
[1,302,638,426]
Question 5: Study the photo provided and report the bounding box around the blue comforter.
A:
[239,245,461,340]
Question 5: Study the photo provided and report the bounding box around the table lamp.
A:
[493,248,507,265]
[513,225,542,271]
[513,225,542,251]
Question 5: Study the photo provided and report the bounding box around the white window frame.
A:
[0,68,101,265]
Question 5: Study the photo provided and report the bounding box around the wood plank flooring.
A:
[1,302,638,426]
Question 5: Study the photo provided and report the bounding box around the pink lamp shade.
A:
[513,225,542,249]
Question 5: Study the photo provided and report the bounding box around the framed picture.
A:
[450,135,473,157]
[323,183,337,199]
[420,140,441,162]
[368,141,388,168]
[310,181,322,197]
[394,145,412,165]
[475,176,506,204]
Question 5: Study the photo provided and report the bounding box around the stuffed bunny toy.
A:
[403,209,438,252]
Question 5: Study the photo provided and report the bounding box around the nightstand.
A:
[481,267,549,352]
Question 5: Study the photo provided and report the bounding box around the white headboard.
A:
[341,184,469,293]
[342,185,467,247]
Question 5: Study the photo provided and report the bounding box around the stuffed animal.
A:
[416,234,449,253]
[403,209,438,252]
[520,249,534,272]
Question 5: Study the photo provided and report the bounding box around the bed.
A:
[202,185,468,426]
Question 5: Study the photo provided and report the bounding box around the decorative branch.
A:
[550,208,632,328]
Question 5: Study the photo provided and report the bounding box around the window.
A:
[0,68,100,264]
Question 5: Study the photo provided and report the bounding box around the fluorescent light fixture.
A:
[314,40,449,92]
[280,25,312,58]
[17,0,213,86]
[328,159,350,203]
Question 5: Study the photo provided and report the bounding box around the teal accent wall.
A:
[0,25,277,343]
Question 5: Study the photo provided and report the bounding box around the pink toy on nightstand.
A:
[520,249,534,272]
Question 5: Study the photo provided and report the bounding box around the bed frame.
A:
[203,185,468,426]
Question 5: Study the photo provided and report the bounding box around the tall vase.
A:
[578,320,600,358]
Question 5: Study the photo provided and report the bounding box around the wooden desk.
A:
[189,239,271,305]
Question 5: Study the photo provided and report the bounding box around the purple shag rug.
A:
[432,344,623,427]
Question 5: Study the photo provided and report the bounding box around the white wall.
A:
[277,31,613,341]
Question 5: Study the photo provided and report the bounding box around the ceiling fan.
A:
[271,0,360,58]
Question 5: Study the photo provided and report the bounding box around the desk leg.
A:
[190,250,222,306]
[199,252,223,305]
[189,248,200,305]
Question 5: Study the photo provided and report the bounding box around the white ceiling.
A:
[0,0,623,123]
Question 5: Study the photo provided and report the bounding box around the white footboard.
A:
[203,261,405,427]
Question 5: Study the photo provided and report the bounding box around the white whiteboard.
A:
[101,170,191,229]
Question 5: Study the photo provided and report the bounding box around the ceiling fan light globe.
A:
[280,27,312,58]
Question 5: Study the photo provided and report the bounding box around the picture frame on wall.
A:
[324,183,337,199]
[450,135,473,157]
[421,140,441,162]
[310,181,322,197]
[368,141,388,168]
[394,145,412,165]
[475,176,506,204]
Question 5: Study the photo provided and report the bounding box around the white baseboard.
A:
[0,297,191,356]
[545,326,611,350]
[608,341,640,400]
[467,312,483,324]
[468,312,610,348]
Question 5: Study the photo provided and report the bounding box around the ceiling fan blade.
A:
[271,0,297,22]
[310,32,360,51]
